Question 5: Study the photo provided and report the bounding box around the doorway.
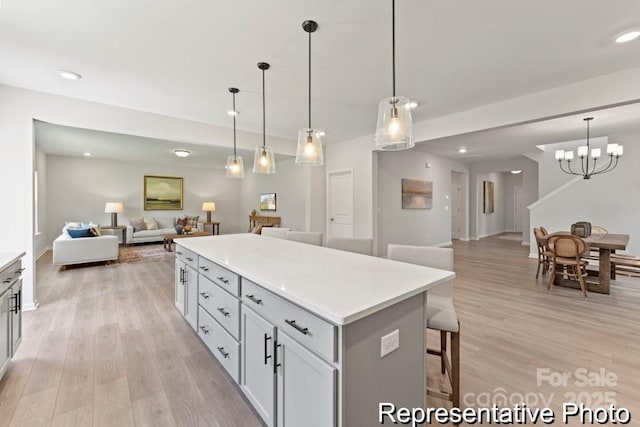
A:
[327,170,354,237]
[451,171,465,240]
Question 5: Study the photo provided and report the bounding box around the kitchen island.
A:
[174,234,454,426]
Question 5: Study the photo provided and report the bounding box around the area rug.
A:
[495,232,523,242]
[117,244,175,264]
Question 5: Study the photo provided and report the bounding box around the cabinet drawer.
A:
[1,259,22,291]
[198,257,240,297]
[199,275,240,339]
[198,307,240,383]
[242,280,337,363]
[175,246,198,270]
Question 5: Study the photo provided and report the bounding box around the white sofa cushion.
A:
[53,234,119,266]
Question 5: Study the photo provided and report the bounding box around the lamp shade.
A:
[253,145,276,174]
[225,155,245,178]
[202,202,216,212]
[104,202,123,213]
[374,96,414,150]
[295,129,324,165]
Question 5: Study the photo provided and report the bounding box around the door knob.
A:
[330,218,334,221]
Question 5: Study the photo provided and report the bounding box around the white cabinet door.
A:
[184,265,198,331]
[175,259,185,314]
[10,280,21,356]
[241,306,276,427]
[0,288,10,376]
[276,331,336,427]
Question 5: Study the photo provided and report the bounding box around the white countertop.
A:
[0,251,25,272]
[176,234,455,325]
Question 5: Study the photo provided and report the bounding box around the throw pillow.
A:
[68,228,93,238]
[186,215,199,228]
[81,222,99,229]
[89,227,101,236]
[175,217,188,227]
[129,217,147,232]
[146,218,159,230]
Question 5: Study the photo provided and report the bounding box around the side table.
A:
[202,221,220,236]
[100,225,127,245]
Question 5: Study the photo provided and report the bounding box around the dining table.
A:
[541,232,630,294]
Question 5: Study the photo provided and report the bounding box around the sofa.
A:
[53,224,119,267]
[126,216,204,245]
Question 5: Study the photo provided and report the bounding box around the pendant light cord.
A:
[232,91,237,157]
[392,0,396,100]
[308,29,312,130]
[262,68,266,149]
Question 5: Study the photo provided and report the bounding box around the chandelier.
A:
[555,117,623,179]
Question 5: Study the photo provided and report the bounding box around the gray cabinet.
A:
[10,280,22,356]
[175,258,197,331]
[241,305,276,427]
[276,331,336,427]
[0,253,24,381]
[0,288,10,376]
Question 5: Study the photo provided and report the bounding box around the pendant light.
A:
[374,0,414,151]
[253,62,276,174]
[225,87,244,178]
[295,20,324,166]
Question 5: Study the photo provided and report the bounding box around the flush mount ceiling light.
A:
[174,149,190,158]
[58,70,82,80]
[227,110,239,116]
[225,88,245,179]
[374,0,414,151]
[555,117,623,179]
[253,62,276,174]
[615,30,640,43]
[510,170,522,174]
[295,20,324,166]
[83,152,92,157]
[458,148,467,154]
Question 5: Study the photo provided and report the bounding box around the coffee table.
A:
[163,231,209,252]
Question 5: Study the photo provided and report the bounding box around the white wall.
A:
[0,83,296,310]
[529,130,640,256]
[505,172,523,231]
[469,156,538,243]
[475,172,507,238]
[34,148,48,257]
[376,149,469,256]
[240,158,308,232]
[45,155,244,244]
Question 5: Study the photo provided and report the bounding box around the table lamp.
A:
[105,202,124,227]
[202,202,216,223]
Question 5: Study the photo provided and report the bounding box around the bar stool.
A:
[325,237,374,255]
[387,244,460,408]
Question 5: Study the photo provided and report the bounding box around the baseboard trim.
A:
[36,246,51,260]
[23,300,40,311]
[433,241,453,248]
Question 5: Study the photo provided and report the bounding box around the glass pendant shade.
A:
[295,129,324,165]
[225,155,245,178]
[375,96,414,150]
[252,145,276,174]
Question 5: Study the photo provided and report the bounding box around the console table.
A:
[174,234,454,426]
[202,221,220,235]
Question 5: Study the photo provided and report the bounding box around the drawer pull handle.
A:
[200,266,209,272]
[2,279,11,284]
[217,307,230,317]
[199,325,210,334]
[15,268,25,274]
[199,292,210,299]
[285,319,309,335]
[186,257,194,262]
[216,276,230,284]
[217,346,230,359]
[245,294,262,305]
[176,251,183,255]
[264,334,272,365]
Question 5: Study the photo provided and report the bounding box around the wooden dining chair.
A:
[540,226,549,236]
[534,228,554,278]
[547,234,589,298]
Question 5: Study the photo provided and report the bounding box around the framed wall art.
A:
[483,180,494,214]
[260,193,277,211]
[144,175,183,210]
[401,179,433,209]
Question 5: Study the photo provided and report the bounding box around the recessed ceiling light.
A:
[227,110,239,116]
[458,148,467,154]
[174,149,190,158]
[615,31,640,43]
[510,170,522,174]
[59,70,82,80]
[83,152,92,157]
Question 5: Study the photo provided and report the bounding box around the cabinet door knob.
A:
[245,294,263,305]
[285,319,309,335]
[217,346,230,359]
[200,292,210,300]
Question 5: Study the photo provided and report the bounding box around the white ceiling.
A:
[2,0,640,147]
[34,121,292,169]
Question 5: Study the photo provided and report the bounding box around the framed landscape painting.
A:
[144,175,183,210]
[260,193,277,211]
[401,179,433,209]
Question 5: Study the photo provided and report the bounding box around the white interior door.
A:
[513,185,522,231]
[451,172,463,239]
[327,170,353,237]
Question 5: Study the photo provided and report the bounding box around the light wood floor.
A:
[1,239,638,426]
